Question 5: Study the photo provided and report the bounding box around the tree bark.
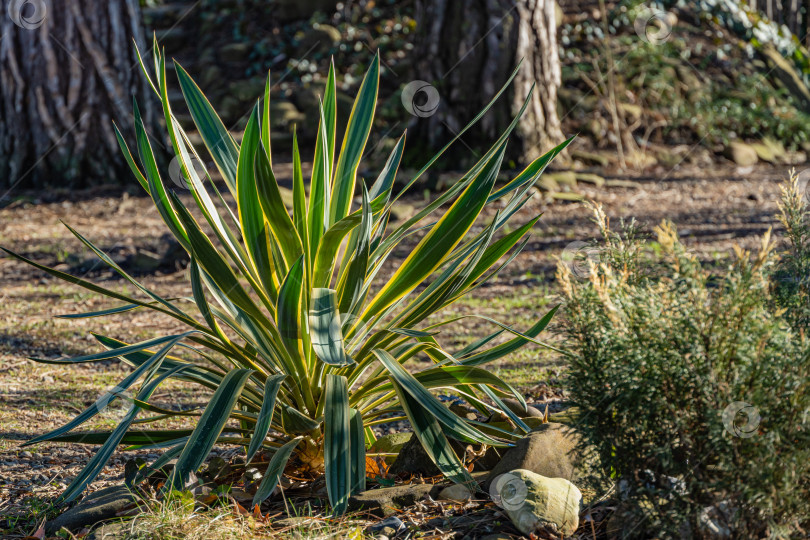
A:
[413,0,564,166]
[0,0,155,192]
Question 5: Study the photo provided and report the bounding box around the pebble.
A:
[19,451,32,458]
[438,484,473,501]
[366,516,405,535]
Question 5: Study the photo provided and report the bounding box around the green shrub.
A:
[559,204,810,537]
[1,44,569,512]
[773,172,810,334]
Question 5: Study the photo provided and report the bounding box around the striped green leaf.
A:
[246,374,286,464]
[324,374,351,515]
[57,362,186,503]
[392,381,475,489]
[168,368,254,490]
[349,408,366,494]
[277,256,305,359]
[309,288,353,366]
[373,349,502,446]
[255,135,302,268]
[25,338,186,447]
[237,104,274,292]
[461,305,559,366]
[176,63,240,194]
[363,142,506,318]
[252,437,302,507]
[330,53,379,226]
[308,65,336,254]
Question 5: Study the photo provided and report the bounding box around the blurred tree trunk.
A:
[0,0,155,192]
[413,0,564,165]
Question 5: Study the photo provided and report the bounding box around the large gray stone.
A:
[485,423,581,488]
[493,469,581,537]
[46,485,139,534]
[368,432,412,464]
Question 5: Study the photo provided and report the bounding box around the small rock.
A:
[273,0,344,21]
[219,42,250,63]
[20,451,32,459]
[604,179,641,189]
[698,501,735,539]
[550,192,585,202]
[438,483,472,501]
[449,402,478,421]
[537,176,560,192]
[501,398,544,418]
[751,142,777,163]
[270,101,305,130]
[87,520,130,540]
[570,149,610,167]
[127,249,162,273]
[545,171,578,188]
[723,141,758,166]
[296,24,342,56]
[199,65,223,88]
[228,77,266,103]
[45,485,139,534]
[493,469,581,537]
[365,516,405,535]
[485,423,581,487]
[574,172,606,187]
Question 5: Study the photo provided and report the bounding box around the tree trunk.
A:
[413,0,564,166]
[0,0,155,192]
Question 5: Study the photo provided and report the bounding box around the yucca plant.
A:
[2,43,569,514]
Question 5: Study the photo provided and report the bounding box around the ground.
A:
[0,161,794,537]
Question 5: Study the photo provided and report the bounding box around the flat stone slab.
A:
[349,483,442,516]
[46,485,139,534]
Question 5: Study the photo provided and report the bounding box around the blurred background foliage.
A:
[145,0,810,166]
[5,0,810,190]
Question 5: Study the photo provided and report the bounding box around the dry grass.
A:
[92,498,369,540]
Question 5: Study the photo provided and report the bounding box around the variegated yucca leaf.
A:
[3,41,570,512]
